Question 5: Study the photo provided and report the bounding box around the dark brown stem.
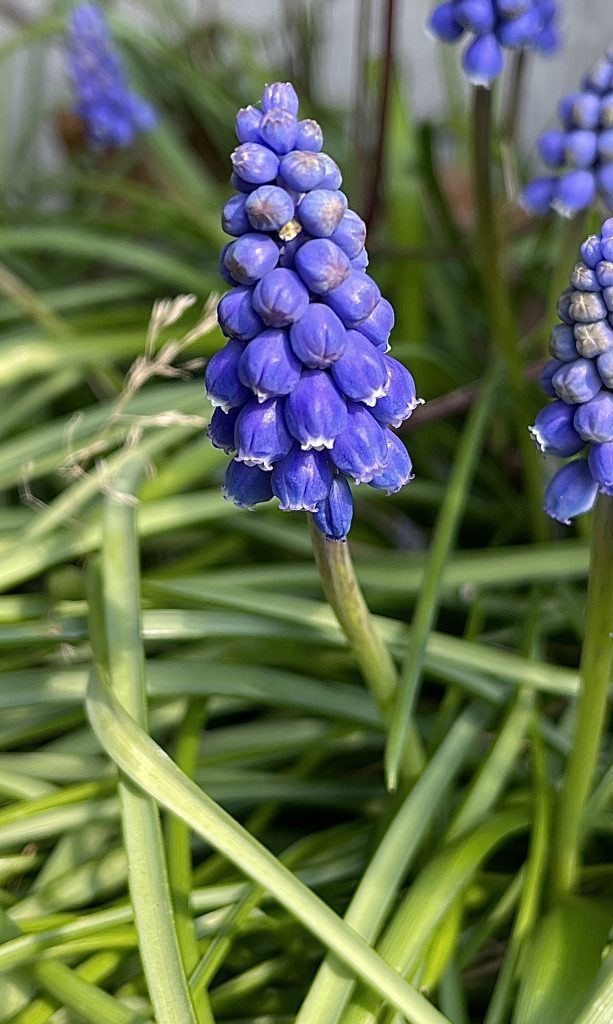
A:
[364,0,395,229]
[502,49,526,145]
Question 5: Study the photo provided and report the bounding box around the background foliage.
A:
[0,2,610,1023]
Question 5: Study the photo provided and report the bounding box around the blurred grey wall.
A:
[3,0,613,178]
[205,0,613,148]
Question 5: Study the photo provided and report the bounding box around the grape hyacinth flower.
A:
[206,81,421,540]
[522,46,613,217]
[427,0,559,88]
[66,3,156,149]
[529,217,613,524]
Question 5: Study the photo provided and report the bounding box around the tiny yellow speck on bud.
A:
[279,219,302,242]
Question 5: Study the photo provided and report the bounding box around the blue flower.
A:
[234,397,293,470]
[330,403,388,484]
[66,3,156,149]
[330,330,388,407]
[205,339,251,413]
[312,475,354,540]
[205,81,420,539]
[369,432,414,494]
[244,186,295,232]
[285,370,347,450]
[208,406,240,454]
[223,460,273,509]
[238,328,302,402]
[530,217,613,522]
[522,48,613,218]
[289,305,347,368]
[231,142,279,185]
[297,190,347,237]
[544,460,599,525]
[294,239,351,295]
[223,234,279,286]
[325,271,381,328]
[428,0,559,87]
[271,448,333,511]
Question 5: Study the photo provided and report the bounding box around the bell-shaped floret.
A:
[312,474,354,539]
[574,390,613,442]
[252,268,310,327]
[234,397,293,470]
[217,286,264,341]
[294,239,350,294]
[330,402,388,483]
[529,400,586,457]
[285,369,347,450]
[330,329,389,406]
[272,447,333,511]
[544,459,598,524]
[238,328,302,402]
[371,355,421,428]
[208,406,241,454]
[205,339,251,412]
[289,304,347,368]
[369,431,414,494]
[223,460,273,509]
[325,271,381,327]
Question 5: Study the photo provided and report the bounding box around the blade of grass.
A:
[85,672,453,1024]
[166,700,217,1023]
[294,704,488,1024]
[92,458,197,1024]
[385,360,500,790]
[337,810,529,1024]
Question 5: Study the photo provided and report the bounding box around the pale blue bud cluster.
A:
[522,47,613,217]
[530,219,613,523]
[206,82,421,540]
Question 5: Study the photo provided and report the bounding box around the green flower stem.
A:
[384,359,500,790]
[551,494,613,901]
[95,457,198,1024]
[308,517,424,777]
[471,85,545,541]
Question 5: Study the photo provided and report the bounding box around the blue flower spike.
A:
[529,218,613,523]
[522,47,613,217]
[428,0,559,88]
[66,3,156,149]
[205,82,420,540]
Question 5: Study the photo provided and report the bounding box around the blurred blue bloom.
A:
[530,218,613,522]
[67,3,156,148]
[206,82,420,540]
[522,48,613,217]
[428,0,559,88]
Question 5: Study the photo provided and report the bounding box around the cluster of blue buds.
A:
[67,3,156,149]
[427,0,559,88]
[522,48,613,217]
[205,82,420,541]
[530,219,613,523]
